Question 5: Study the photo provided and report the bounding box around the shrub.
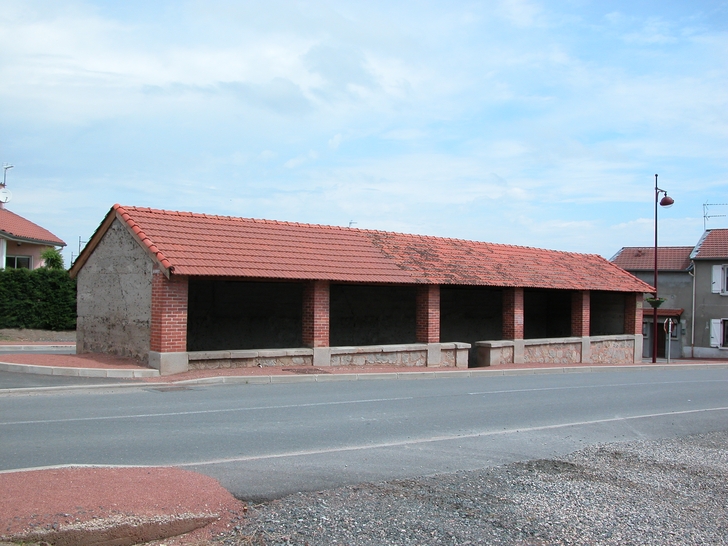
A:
[0,268,76,330]
[40,247,65,270]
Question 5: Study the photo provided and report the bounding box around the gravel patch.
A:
[215,431,728,546]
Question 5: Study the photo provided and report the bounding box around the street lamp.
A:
[650,174,674,363]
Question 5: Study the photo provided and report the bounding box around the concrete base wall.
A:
[185,342,470,373]
[691,346,728,359]
[476,335,642,366]
[76,219,154,361]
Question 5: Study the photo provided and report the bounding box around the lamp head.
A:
[660,195,674,208]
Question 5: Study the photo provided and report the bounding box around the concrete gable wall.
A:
[76,219,154,361]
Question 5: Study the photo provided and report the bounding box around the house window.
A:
[5,255,31,269]
[710,319,728,348]
[711,265,728,295]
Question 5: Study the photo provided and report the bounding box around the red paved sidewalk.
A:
[1,351,726,383]
[0,467,246,546]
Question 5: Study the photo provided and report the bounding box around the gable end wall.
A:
[76,219,154,361]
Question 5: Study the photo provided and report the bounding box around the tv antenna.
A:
[0,164,13,205]
[2,164,12,185]
[703,201,728,230]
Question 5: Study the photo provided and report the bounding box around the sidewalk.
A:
[1,348,727,385]
[2,348,727,546]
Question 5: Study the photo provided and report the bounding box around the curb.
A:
[0,361,159,378]
[0,344,76,353]
[173,363,728,386]
[1,362,727,395]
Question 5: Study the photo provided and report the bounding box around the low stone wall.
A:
[188,349,313,371]
[475,335,642,367]
[590,337,639,364]
[184,342,470,374]
[524,340,581,364]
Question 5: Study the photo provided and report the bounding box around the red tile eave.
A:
[109,205,653,294]
[0,209,65,246]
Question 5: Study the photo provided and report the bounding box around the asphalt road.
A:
[1,368,727,501]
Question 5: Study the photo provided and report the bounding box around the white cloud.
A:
[328,134,342,149]
[0,0,726,261]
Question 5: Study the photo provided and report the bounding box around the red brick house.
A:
[70,205,652,374]
[0,208,66,270]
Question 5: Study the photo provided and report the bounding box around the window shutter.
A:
[710,319,722,347]
[712,265,723,293]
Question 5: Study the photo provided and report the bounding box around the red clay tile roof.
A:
[73,204,653,293]
[610,246,693,271]
[0,208,65,246]
[691,229,728,260]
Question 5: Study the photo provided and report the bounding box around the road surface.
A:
[1,368,726,500]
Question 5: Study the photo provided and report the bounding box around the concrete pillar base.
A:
[581,336,591,363]
[633,334,643,363]
[313,347,332,367]
[426,343,441,367]
[513,339,525,364]
[149,351,189,375]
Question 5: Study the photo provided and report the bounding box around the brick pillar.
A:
[416,285,440,343]
[571,290,590,337]
[502,287,524,340]
[150,271,188,353]
[303,280,330,347]
[624,292,643,335]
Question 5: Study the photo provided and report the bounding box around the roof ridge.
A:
[118,204,632,258]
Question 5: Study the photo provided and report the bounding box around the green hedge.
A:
[0,268,76,330]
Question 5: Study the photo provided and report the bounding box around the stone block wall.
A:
[590,338,637,364]
[188,349,313,370]
[523,341,581,364]
[187,342,470,372]
[476,335,641,366]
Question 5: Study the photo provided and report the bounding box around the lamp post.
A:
[651,173,674,363]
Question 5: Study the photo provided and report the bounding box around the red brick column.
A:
[502,287,524,340]
[416,285,440,343]
[624,292,643,335]
[571,290,590,337]
[150,272,188,353]
[303,280,330,347]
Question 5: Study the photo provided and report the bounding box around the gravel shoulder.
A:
[215,430,728,546]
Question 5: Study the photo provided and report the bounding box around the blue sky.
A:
[1,0,726,264]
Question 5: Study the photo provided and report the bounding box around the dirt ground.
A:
[0,328,76,342]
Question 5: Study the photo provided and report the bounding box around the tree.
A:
[41,247,65,270]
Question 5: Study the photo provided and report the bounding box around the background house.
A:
[70,205,652,374]
[0,207,66,270]
[610,246,692,359]
[612,228,728,359]
[690,229,728,358]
